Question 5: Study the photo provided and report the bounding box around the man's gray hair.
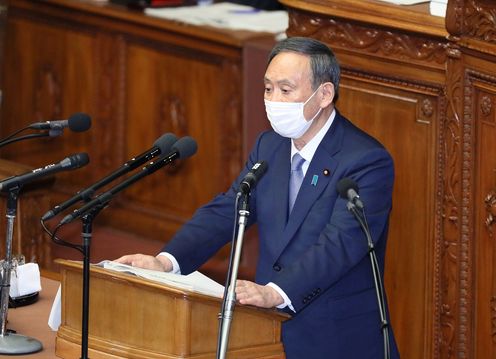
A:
[268,37,340,102]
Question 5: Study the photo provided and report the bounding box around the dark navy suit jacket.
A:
[164,111,400,358]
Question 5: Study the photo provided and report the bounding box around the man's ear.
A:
[320,82,335,107]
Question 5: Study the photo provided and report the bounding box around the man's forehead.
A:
[270,51,310,69]
[265,52,311,83]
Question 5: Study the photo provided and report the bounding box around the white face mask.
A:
[264,86,322,139]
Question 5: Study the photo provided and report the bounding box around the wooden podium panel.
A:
[56,260,287,359]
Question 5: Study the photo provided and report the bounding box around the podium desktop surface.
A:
[6,275,58,358]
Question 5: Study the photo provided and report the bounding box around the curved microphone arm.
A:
[0,132,50,149]
[0,126,33,144]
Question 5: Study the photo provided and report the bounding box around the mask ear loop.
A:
[303,84,324,122]
[303,84,323,106]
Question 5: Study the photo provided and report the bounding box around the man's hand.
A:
[114,254,172,272]
[235,280,284,309]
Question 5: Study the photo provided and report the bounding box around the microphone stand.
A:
[79,209,99,359]
[347,202,390,359]
[216,192,250,359]
[0,188,42,354]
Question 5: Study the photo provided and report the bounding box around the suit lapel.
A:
[269,139,291,236]
[275,114,345,257]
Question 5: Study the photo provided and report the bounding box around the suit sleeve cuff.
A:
[266,282,295,312]
[157,252,181,274]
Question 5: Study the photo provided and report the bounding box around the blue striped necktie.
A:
[289,153,305,212]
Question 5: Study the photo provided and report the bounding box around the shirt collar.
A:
[291,109,336,164]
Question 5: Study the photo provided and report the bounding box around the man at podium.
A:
[117,37,400,359]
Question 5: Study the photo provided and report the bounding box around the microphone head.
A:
[60,152,90,170]
[336,177,358,199]
[67,113,92,132]
[172,136,198,159]
[154,133,178,154]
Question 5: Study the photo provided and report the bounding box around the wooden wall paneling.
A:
[0,0,6,103]
[0,14,100,188]
[445,1,496,358]
[439,39,463,359]
[102,36,244,242]
[0,0,277,280]
[472,71,496,359]
[339,73,440,359]
[279,1,449,358]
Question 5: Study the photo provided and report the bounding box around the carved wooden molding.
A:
[440,53,464,359]
[422,99,435,119]
[447,0,496,43]
[341,67,443,96]
[440,65,496,359]
[485,190,496,236]
[492,296,496,343]
[433,92,448,359]
[480,95,493,117]
[286,9,447,67]
[464,0,496,43]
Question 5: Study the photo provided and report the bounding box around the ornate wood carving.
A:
[447,0,496,44]
[446,0,468,37]
[441,64,496,359]
[480,95,493,117]
[464,0,496,43]
[492,296,496,343]
[420,99,434,118]
[439,42,464,359]
[286,10,447,67]
[485,190,496,236]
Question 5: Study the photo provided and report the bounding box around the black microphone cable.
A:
[41,219,84,254]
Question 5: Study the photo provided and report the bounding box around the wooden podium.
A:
[55,260,288,358]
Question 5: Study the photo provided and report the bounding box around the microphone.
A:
[336,176,392,358]
[238,161,268,194]
[59,136,197,225]
[336,177,364,209]
[29,112,92,136]
[41,133,178,221]
[0,153,89,192]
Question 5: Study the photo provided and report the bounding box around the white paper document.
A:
[98,260,224,298]
[145,3,288,34]
[430,0,448,17]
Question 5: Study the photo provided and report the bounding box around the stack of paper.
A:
[145,2,288,34]
[99,260,225,298]
[430,0,448,17]
[375,0,447,17]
